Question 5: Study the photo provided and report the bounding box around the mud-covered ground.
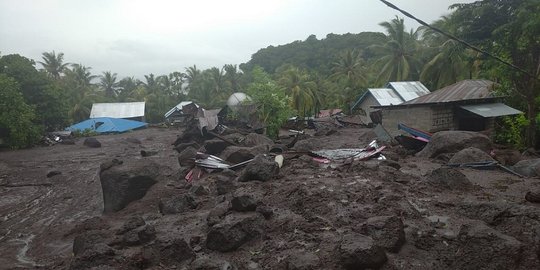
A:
[0,126,539,269]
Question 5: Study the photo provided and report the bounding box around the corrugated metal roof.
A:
[403,80,496,105]
[387,81,431,101]
[90,102,145,119]
[369,88,404,106]
[164,101,197,118]
[460,103,522,118]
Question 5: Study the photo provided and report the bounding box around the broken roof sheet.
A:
[387,81,431,102]
[90,102,145,119]
[402,80,497,105]
[164,101,198,118]
[460,103,522,118]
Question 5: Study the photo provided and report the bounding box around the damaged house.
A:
[374,79,522,137]
[351,81,431,124]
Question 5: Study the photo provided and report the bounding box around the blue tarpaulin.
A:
[67,117,147,134]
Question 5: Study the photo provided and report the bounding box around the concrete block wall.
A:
[381,106,435,137]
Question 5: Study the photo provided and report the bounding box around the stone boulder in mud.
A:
[141,238,195,267]
[418,131,492,158]
[83,137,102,148]
[221,145,268,164]
[99,160,159,213]
[243,133,273,147]
[338,233,387,270]
[190,257,236,270]
[512,158,540,177]
[448,147,494,164]
[361,215,405,253]
[177,146,198,167]
[451,221,524,270]
[206,212,264,252]
[287,250,320,270]
[427,167,473,190]
[158,194,198,215]
[237,154,279,182]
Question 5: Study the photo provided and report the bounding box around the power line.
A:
[378,0,537,79]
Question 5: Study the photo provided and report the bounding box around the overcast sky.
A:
[0,0,475,78]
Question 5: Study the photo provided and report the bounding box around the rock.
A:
[67,217,110,236]
[73,230,110,256]
[190,257,236,270]
[492,148,521,166]
[451,221,524,270]
[122,225,156,246]
[83,137,102,148]
[269,144,288,154]
[99,158,123,172]
[448,147,494,164]
[525,190,540,203]
[314,126,337,137]
[207,202,229,226]
[140,150,158,157]
[116,216,145,235]
[174,141,199,153]
[287,251,320,270]
[46,170,61,178]
[142,238,195,267]
[339,233,387,270]
[512,158,540,177]
[206,212,264,252]
[238,154,279,182]
[125,137,141,144]
[190,184,209,196]
[292,139,315,152]
[99,160,159,213]
[361,215,405,253]
[178,146,198,167]
[256,205,274,219]
[214,175,235,195]
[417,131,492,158]
[231,194,257,212]
[243,133,273,147]
[159,194,197,215]
[221,145,268,164]
[427,167,473,190]
[204,139,230,155]
[70,243,116,270]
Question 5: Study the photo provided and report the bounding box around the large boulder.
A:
[512,158,540,177]
[361,215,405,253]
[190,257,236,270]
[83,137,102,148]
[221,145,268,164]
[237,154,279,182]
[448,147,495,164]
[451,221,524,270]
[203,139,230,155]
[338,233,387,270]
[243,133,274,147]
[418,131,492,158]
[177,146,198,167]
[286,250,320,270]
[427,167,473,190]
[158,194,198,215]
[206,212,264,252]
[141,238,195,267]
[231,193,258,212]
[99,160,159,213]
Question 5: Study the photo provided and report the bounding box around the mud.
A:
[0,127,539,269]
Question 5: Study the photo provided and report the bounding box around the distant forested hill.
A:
[241,32,387,76]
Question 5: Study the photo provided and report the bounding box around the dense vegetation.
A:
[0,0,538,149]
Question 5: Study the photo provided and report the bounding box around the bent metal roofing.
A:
[90,102,145,119]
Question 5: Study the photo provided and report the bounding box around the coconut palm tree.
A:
[277,67,319,117]
[39,51,69,79]
[330,49,367,87]
[99,71,119,99]
[371,16,423,85]
[224,64,242,93]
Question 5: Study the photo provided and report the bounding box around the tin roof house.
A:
[374,79,522,137]
[351,81,431,124]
